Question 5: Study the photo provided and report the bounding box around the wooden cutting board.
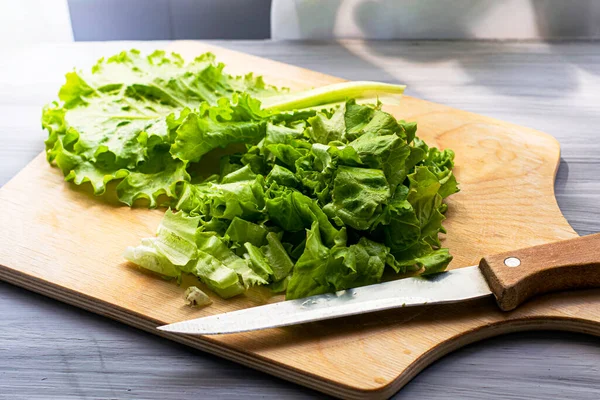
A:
[1,42,598,400]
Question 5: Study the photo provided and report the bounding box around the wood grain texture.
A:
[479,233,600,310]
[0,40,597,398]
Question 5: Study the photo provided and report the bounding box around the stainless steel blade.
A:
[157,265,492,335]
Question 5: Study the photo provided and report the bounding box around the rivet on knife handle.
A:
[478,233,600,311]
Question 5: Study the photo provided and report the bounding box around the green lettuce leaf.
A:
[269,275,291,293]
[170,95,269,163]
[243,242,274,281]
[123,209,200,276]
[407,166,446,243]
[43,50,280,207]
[115,152,189,207]
[326,237,389,291]
[422,146,460,199]
[286,222,332,299]
[262,233,295,281]
[286,223,392,300]
[152,209,200,266]
[379,185,421,254]
[194,250,245,298]
[348,131,410,188]
[176,177,265,220]
[266,165,299,188]
[393,242,453,275]
[225,217,269,247]
[265,185,341,247]
[326,166,391,230]
[124,239,181,278]
[52,139,129,194]
[196,232,267,287]
[307,104,346,144]
[124,209,250,297]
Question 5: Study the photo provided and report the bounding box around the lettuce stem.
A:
[261,81,406,111]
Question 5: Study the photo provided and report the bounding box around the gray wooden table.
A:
[1,40,599,400]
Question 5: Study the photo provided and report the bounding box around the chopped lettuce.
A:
[262,233,295,282]
[327,166,391,230]
[184,286,212,307]
[195,232,267,287]
[43,50,459,302]
[194,250,245,298]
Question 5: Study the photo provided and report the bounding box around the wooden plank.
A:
[1,41,593,400]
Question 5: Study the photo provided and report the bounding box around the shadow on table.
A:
[348,0,598,98]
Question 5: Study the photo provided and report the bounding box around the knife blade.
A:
[158,233,600,335]
[158,265,491,335]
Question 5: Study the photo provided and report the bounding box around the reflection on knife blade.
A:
[158,265,491,335]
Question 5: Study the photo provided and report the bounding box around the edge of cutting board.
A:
[2,256,599,400]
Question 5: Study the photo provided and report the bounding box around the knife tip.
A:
[156,323,205,335]
[156,324,172,332]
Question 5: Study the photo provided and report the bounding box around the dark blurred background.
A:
[67,0,272,40]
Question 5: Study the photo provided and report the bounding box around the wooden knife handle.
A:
[479,233,600,311]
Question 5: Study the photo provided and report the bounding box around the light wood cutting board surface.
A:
[0,42,598,400]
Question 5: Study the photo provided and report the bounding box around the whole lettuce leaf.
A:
[43,50,281,207]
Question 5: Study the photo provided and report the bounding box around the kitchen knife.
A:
[158,233,600,335]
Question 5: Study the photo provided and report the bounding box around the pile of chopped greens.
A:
[43,50,459,301]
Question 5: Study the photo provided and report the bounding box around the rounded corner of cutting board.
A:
[357,314,600,400]
[306,310,600,400]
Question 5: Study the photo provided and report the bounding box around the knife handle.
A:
[479,233,600,311]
